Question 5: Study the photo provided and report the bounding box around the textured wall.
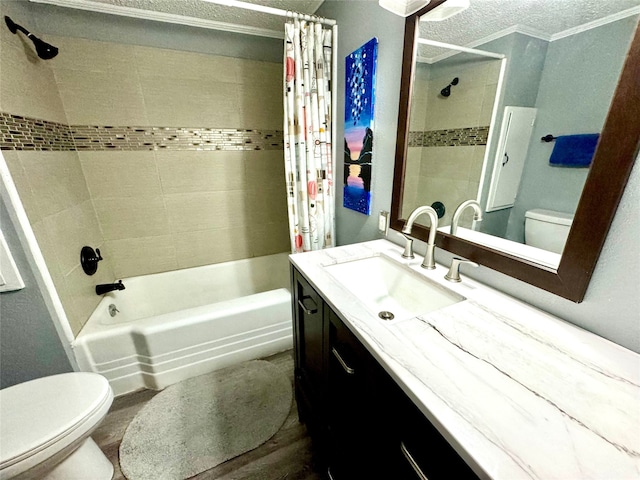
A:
[505,16,638,243]
[0,197,73,389]
[316,0,405,245]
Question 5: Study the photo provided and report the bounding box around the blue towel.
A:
[549,134,599,167]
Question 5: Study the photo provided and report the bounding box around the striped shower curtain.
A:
[283,19,335,253]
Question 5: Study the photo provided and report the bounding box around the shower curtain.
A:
[283,19,335,253]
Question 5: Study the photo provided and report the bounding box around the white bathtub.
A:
[74,253,293,396]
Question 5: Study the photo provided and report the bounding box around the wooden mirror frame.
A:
[390,6,640,302]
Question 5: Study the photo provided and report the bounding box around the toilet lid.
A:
[0,372,112,469]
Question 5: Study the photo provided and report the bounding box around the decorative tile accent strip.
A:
[1,112,284,151]
[408,126,490,148]
[0,112,74,151]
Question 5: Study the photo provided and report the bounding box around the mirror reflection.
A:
[402,2,640,268]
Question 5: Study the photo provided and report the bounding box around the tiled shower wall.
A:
[403,58,500,228]
[1,18,287,335]
[0,1,115,335]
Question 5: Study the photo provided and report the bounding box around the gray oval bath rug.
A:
[119,360,292,480]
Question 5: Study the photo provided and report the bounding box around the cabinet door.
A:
[292,268,327,441]
[486,106,537,211]
[327,310,404,479]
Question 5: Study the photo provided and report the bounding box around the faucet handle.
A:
[445,257,478,283]
[401,234,415,259]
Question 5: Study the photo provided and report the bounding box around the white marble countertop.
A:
[289,239,640,479]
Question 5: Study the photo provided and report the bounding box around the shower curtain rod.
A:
[201,0,336,26]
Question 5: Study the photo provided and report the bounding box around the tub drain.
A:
[378,311,395,321]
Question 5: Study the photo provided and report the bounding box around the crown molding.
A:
[29,0,285,39]
[550,5,640,41]
[421,6,640,63]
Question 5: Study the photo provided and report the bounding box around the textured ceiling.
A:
[41,0,640,45]
[86,0,325,32]
[418,0,640,59]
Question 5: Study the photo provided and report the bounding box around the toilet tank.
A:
[524,209,574,254]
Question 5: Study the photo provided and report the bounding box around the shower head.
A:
[5,16,59,60]
[440,77,459,98]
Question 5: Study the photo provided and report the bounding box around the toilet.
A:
[0,372,113,480]
[524,208,574,254]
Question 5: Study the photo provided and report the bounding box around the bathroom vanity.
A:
[290,240,640,479]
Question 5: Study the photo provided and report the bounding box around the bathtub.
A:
[74,253,293,396]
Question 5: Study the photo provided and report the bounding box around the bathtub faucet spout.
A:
[96,280,125,295]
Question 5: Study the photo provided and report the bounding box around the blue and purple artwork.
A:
[344,38,378,216]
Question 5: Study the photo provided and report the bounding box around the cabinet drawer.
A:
[398,398,479,480]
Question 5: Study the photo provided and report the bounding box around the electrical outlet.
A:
[378,211,389,235]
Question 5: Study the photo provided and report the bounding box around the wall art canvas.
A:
[344,37,378,215]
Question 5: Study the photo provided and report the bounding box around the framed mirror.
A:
[391,2,640,302]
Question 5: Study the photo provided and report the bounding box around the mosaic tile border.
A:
[0,112,284,152]
[408,126,489,148]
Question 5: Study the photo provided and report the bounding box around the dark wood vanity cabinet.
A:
[292,267,329,442]
[292,266,479,480]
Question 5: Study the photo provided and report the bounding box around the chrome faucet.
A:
[445,257,479,283]
[450,200,483,236]
[401,205,439,269]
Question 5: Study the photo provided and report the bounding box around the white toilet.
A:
[0,372,114,480]
[524,208,574,254]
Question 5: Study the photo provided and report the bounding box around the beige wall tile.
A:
[31,220,64,279]
[140,76,239,127]
[417,177,472,228]
[470,146,488,185]
[18,151,90,217]
[0,23,67,123]
[425,84,485,131]
[3,151,42,224]
[236,59,281,86]
[244,150,285,187]
[79,151,161,198]
[134,46,238,83]
[94,195,170,240]
[401,148,422,217]
[48,35,136,73]
[156,150,246,194]
[41,200,104,276]
[480,83,499,125]
[63,261,115,335]
[247,187,288,227]
[419,146,477,182]
[104,235,177,278]
[249,221,290,258]
[53,68,148,125]
[237,84,283,130]
[174,227,251,269]
[165,190,249,233]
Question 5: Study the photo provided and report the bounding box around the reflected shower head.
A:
[5,16,58,60]
[440,77,459,97]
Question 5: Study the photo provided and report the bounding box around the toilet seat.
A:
[0,372,113,479]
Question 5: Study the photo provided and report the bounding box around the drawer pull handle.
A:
[332,347,355,375]
[401,441,429,480]
[298,296,318,314]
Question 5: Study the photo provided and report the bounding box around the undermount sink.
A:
[324,255,464,321]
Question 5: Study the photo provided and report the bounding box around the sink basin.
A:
[324,255,464,321]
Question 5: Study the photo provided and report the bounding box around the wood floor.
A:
[92,351,327,480]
